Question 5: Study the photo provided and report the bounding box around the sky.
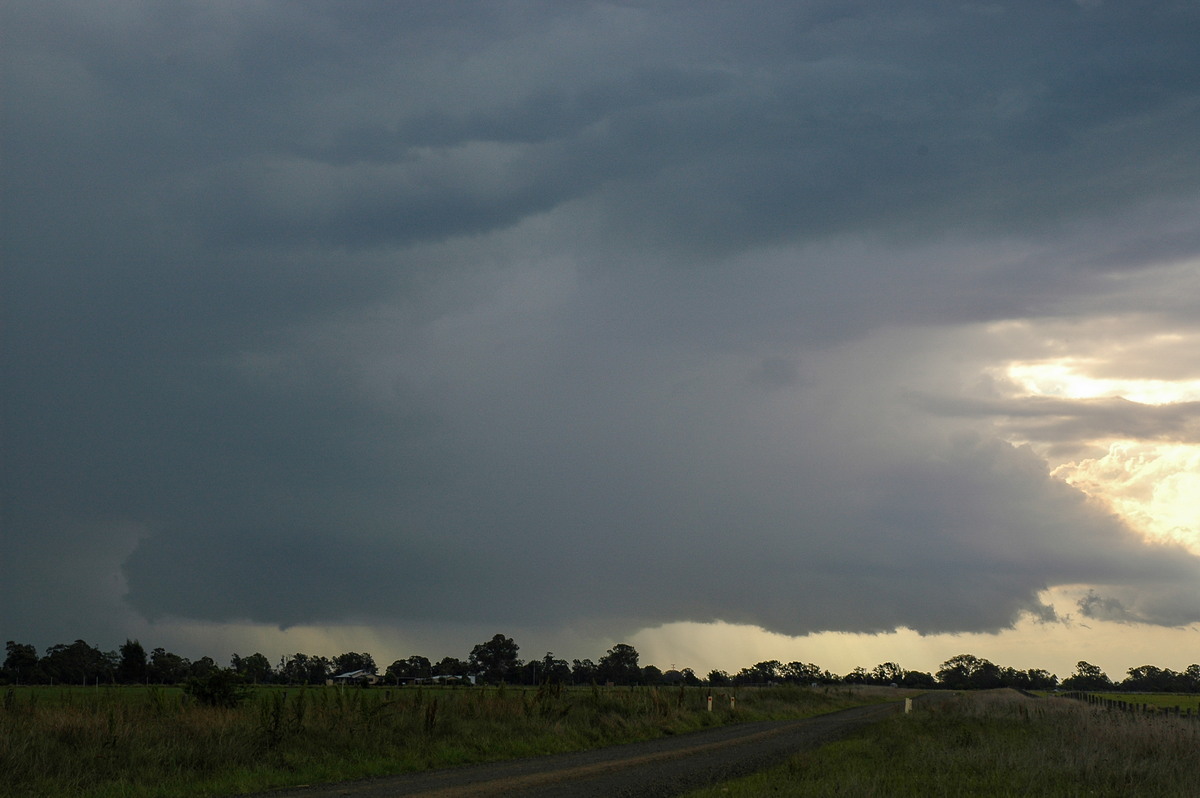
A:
[3,0,1199,682]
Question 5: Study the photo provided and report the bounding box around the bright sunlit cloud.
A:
[1006,360,1200,405]
[987,327,1200,554]
[1053,442,1200,554]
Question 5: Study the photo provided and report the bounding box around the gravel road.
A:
[242,700,904,798]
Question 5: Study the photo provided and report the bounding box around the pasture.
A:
[0,682,890,798]
[684,689,1200,797]
[1082,691,1200,714]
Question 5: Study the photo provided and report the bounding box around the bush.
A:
[183,669,251,708]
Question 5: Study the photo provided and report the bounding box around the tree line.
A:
[4,636,1198,693]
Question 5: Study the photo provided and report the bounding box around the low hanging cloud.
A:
[3,0,1200,651]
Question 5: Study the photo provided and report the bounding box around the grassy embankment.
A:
[0,682,892,798]
[684,689,1200,797]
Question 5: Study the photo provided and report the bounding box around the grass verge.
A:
[0,683,895,798]
[682,689,1200,798]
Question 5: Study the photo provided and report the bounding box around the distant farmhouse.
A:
[393,674,476,686]
[327,670,476,686]
[326,669,380,685]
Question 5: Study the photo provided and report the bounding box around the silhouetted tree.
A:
[571,658,597,684]
[117,639,148,684]
[230,652,274,684]
[332,651,377,675]
[870,662,904,685]
[781,661,825,684]
[597,643,640,685]
[432,656,470,678]
[468,634,522,684]
[41,640,111,685]
[1061,661,1112,691]
[538,653,572,684]
[278,653,331,684]
[184,669,250,708]
[386,655,432,682]
[1120,665,1190,692]
[148,647,190,684]
[901,670,937,688]
[936,654,1002,690]
[189,656,218,679]
[843,666,869,684]
[707,669,731,686]
[3,641,41,684]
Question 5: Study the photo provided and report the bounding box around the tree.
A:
[117,639,148,684]
[707,669,731,686]
[1121,665,1178,692]
[3,641,40,684]
[1024,669,1057,691]
[900,670,937,689]
[231,652,274,684]
[538,653,572,684]
[332,652,377,676]
[781,661,824,684]
[870,662,904,685]
[148,647,190,684]
[1061,661,1112,691]
[432,656,470,678]
[843,666,869,685]
[597,643,640,685]
[998,667,1056,691]
[386,655,433,682]
[936,654,1001,690]
[571,658,597,684]
[468,634,521,684]
[641,665,663,685]
[189,656,218,679]
[279,653,331,684]
[184,669,250,708]
[735,660,782,685]
[40,640,111,685]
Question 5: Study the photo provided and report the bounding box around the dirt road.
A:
[244,701,903,798]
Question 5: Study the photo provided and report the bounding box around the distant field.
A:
[0,683,894,798]
[683,690,1200,798]
[1086,692,1200,713]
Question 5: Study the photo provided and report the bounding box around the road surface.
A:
[243,700,905,798]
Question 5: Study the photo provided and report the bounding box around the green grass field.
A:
[1085,692,1200,713]
[0,683,892,798]
[683,689,1200,797]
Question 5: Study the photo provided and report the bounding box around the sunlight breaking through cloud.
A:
[1006,361,1200,405]
[1053,442,1200,554]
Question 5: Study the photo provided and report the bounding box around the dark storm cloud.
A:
[4,0,1200,648]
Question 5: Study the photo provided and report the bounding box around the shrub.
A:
[183,669,251,708]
